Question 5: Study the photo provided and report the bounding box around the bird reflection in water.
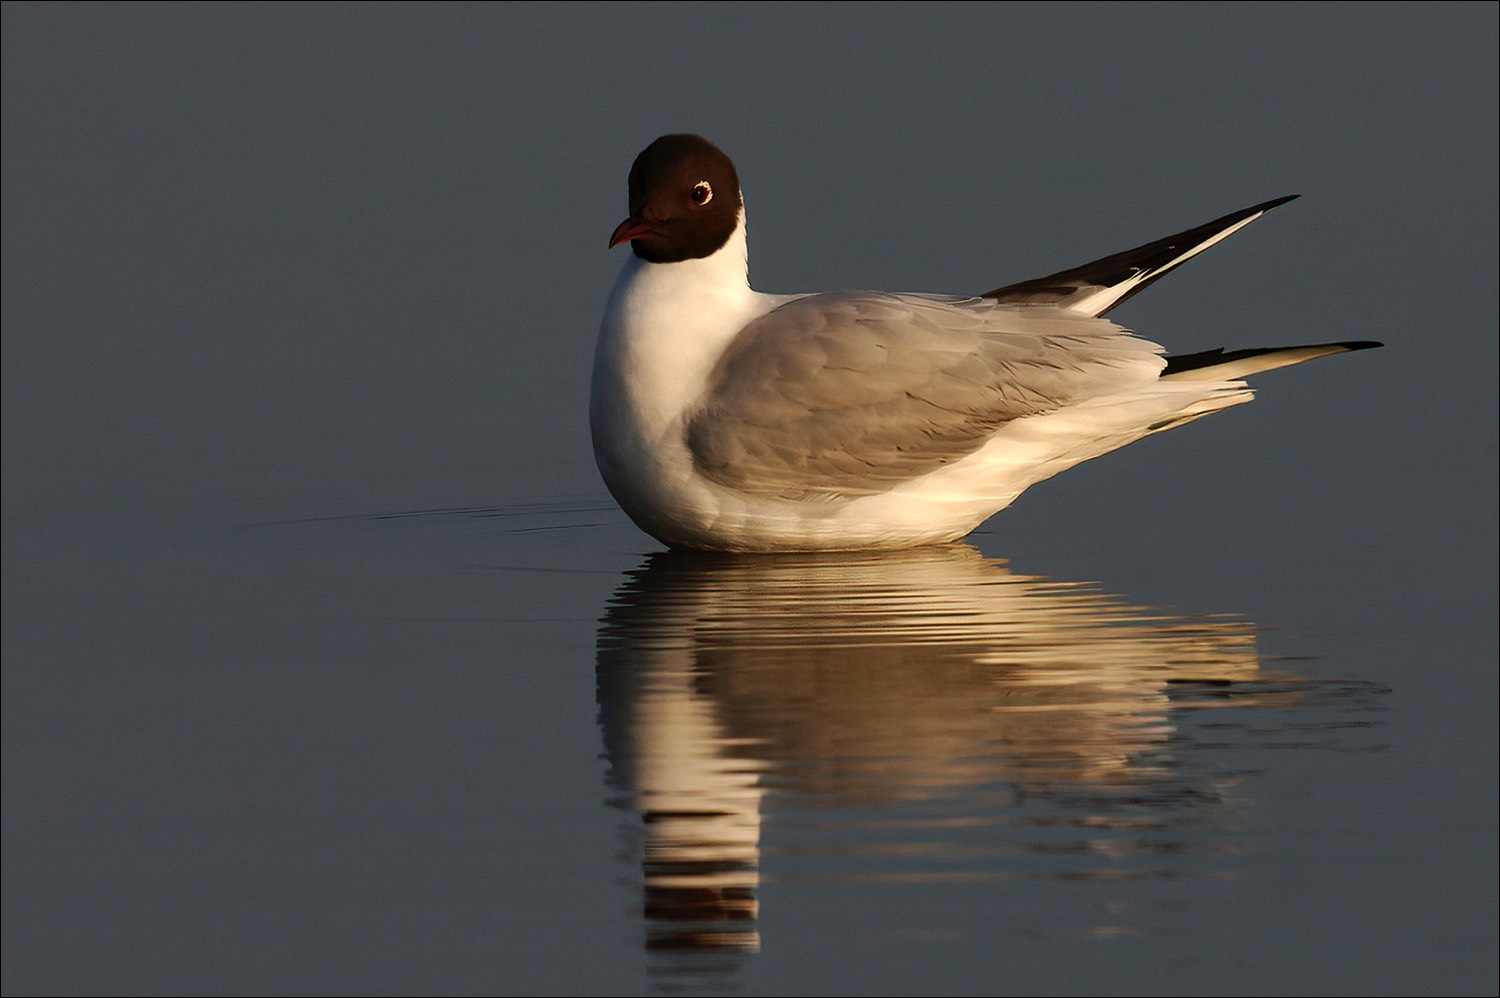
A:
[594,544,1368,978]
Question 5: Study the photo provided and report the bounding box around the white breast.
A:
[590,217,789,544]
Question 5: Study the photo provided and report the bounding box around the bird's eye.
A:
[690,181,713,205]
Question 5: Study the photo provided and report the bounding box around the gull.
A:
[591,134,1378,552]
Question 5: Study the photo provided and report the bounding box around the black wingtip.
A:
[1161,340,1383,378]
[982,194,1305,313]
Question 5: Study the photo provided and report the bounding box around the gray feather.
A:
[686,293,1162,499]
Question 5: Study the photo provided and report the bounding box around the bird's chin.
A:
[630,241,670,263]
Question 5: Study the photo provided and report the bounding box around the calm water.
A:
[4,5,1495,995]
[3,480,1491,995]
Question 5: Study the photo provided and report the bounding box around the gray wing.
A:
[686,292,1163,499]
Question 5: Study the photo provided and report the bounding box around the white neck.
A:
[611,208,753,314]
[594,213,773,423]
[591,211,786,509]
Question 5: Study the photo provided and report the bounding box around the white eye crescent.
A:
[690,181,713,206]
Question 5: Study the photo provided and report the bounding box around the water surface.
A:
[5,496,1487,995]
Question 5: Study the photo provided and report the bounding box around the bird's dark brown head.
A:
[609,134,742,263]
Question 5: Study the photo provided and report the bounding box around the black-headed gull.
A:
[592,134,1378,552]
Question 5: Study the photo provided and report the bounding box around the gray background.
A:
[4,4,1496,995]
